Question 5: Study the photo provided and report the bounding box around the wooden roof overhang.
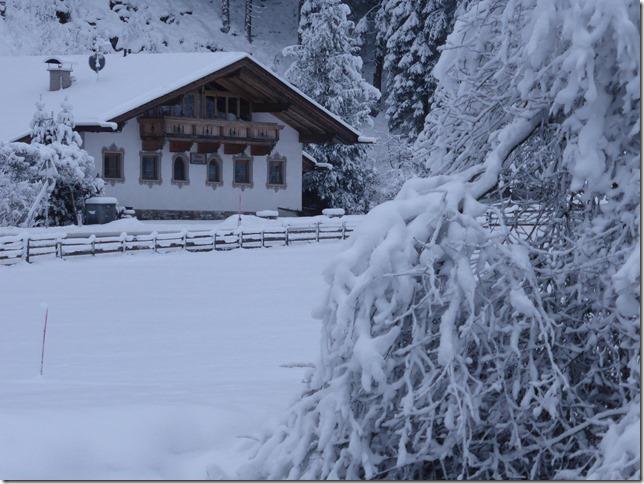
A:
[109,57,365,145]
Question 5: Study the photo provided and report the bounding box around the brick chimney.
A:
[45,59,73,91]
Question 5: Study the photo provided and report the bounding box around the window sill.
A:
[171,179,190,187]
[104,177,125,185]
[206,180,223,188]
[266,183,287,191]
[232,182,254,190]
[139,177,162,187]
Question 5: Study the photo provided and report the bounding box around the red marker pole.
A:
[39,306,49,376]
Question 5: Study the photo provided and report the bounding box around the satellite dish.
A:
[88,53,105,73]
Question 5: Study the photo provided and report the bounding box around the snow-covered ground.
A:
[0,241,344,479]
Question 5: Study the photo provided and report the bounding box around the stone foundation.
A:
[134,209,251,220]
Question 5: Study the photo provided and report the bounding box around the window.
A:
[233,156,252,186]
[205,96,216,118]
[267,156,286,188]
[216,97,227,119]
[103,151,123,180]
[140,152,161,184]
[183,94,195,117]
[172,155,188,184]
[207,156,222,185]
[240,99,251,121]
[228,97,238,119]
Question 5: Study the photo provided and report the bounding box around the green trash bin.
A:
[84,197,118,225]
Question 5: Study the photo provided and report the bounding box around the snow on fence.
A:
[0,222,354,265]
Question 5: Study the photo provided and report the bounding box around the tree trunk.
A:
[220,0,230,33]
[373,49,384,91]
[297,0,305,43]
[244,0,253,43]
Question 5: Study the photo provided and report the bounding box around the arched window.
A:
[172,155,188,184]
[207,155,222,186]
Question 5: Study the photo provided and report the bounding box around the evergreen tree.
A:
[284,0,380,212]
[244,0,253,42]
[220,0,230,33]
[30,99,57,145]
[380,0,457,139]
[22,100,103,226]
[54,98,82,147]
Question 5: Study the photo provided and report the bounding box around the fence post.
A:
[24,236,30,263]
[341,222,346,240]
[212,232,216,251]
[182,232,187,251]
[91,237,95,256]
[121,233,126,254]
[56,240,62,259]
[152,232,157,253]
[239,231,243,249]
[316,222,320,242]
[285,227,289,246]
[261,230,264,248]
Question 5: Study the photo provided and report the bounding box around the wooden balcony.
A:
[138,116,281,154]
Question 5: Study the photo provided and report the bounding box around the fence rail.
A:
[0,222,354,265]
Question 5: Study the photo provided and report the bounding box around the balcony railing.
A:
[139,116,281,144]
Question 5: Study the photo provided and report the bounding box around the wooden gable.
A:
[109,57,363,145]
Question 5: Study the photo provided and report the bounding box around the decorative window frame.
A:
[102,144,125,185]
[206,154,223,188]
[139,150,162,186]
[171,153,190,187]
[232,153,253,189]
[266,153,287,191]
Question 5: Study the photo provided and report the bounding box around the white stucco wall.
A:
[82,113,302,214]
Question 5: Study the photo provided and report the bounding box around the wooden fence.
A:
[0,222,354,265]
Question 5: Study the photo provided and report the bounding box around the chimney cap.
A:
[45,58,74,71]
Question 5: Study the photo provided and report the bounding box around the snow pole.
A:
[39,304,49,376]
[237,192,242,227]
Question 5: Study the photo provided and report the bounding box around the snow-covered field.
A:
[0,241,344,479]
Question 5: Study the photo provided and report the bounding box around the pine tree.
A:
[23,100,103,226]
[244,0,253,42]
[284,0,380,212]
[220,0,230,33]
[30,99,57,145]
[54,98,82,147]
[381,0,457,139]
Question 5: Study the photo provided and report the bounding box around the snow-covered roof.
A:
[0,52,366,144]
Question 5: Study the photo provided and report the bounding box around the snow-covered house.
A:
[0,53,371,219]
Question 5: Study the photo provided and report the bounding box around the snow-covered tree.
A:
[284,0,380,212]
[0,100,103,227]
[244,0,253,42]
[220,0,230,33]
[244,0,640,479]
[30,99,57,145]
[379,0,458,138]
[0,143,47,227]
